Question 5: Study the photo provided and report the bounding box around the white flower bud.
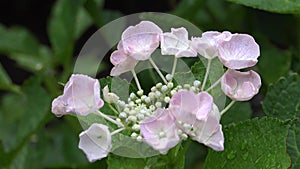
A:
[136,136,143,142]
[137,113,145,120]
[183,123,192,130]
[124,107,130,113]
[127,115,137,123]
[129,101,135,107]
[190,86,196,92]
[148,92,155,99]
[119,112,127,118]
[161,85,168,92]
[167,82,174,89]
[130,93,136,99]
[164,96,170,103]
[193,80,201,87]
[171,90,177,96]
[149,105,156,111]
[151,86,157,92]
[141,95,147,101]
[144,97,151,103]
[129,110,136,115]
[131,132,138,138]
[137,90,144,96]
[116,118,121,122]
[184,84,191,89]
[166,74,173,81]
[155,102,162,108]
[156,83,162,88]
[155,91,161,97]
[181,133,188,140]
[117,100,126,108]
[135,99,141,104]
[132,124,140,131]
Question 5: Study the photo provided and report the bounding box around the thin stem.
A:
[174,139,191,164]
[171,57,178,78]
[149,58,168,84]
[131,69,142,91]
[96,110,124,127]
[205,77,222,92]
[111,128,125,136]
[220,100,236,116]
[108,104,119,115]
[201,59,212,91]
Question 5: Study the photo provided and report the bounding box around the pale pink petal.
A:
[169,90,199,115]
[196,92,213,120]
[193,104,224,151]
[110,50,127,66]
[161,27,197,58]
[51,74,103,116]
[192,31,231,59]
[140,108,180,154]
[203,125,224,151]
[218,34,260,69]
[221,69,261,101]
[78,123,112,162]
[121,21,162,60]
[110,56,138,76]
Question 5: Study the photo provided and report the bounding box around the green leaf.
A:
[8,121,90,169]
[227,0,300,14]
[0,25,50,72]
[48,0,83,65]
[221,102,252,125]
[258,42,292,85]
[107,154,146,169]
[263,74,300,120]
[0,63,19,92]
[287,119,300,169]
[0,77,51,154]
[204,118,290,169]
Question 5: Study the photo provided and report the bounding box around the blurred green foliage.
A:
[0,0,300,168]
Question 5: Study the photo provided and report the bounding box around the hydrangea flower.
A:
[221,69,261,101]
[79,123,112,162]
[169,90,224,151]
[140,108,180,154]
[218,34,260,69]
[160,27,197,57]
[110,42,139,76]
[121,21,163,61]
[191,31,231,59]
[51,74,103,116]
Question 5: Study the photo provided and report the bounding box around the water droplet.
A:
[226,150,236,160]
[242,152,249,160]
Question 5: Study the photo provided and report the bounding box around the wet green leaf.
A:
[204,118,290,169]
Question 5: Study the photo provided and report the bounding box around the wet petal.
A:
[221,69,261,101]
[78,123,112,162]
[218,34,260,69]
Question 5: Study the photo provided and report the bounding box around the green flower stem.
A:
[205,77,222,92]
[96,110,124,127]
[131,69,142,91]
[174,139,192,163]
[171,57,178,78]
[108,104,120,115]
[220,100,236,116]
[201,59,212,91]
[149,58,168,84]
[111,128,125,136]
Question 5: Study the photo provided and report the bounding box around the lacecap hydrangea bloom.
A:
[51,20,261,162]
